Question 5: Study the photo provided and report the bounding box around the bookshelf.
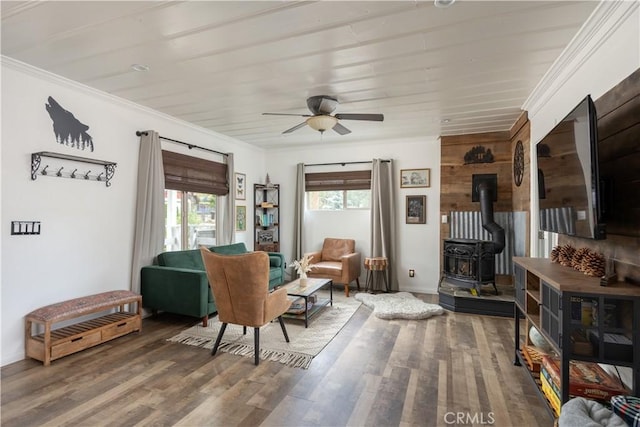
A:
[254,183,279,252]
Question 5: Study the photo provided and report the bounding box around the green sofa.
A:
[140,243,285,326]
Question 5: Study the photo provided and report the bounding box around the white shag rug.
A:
[355,291,444,320]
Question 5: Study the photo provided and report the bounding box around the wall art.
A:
[400,168,430,188]
[45,96,94,151]
[236,205,246,231]
[464,145,494,164]
[406,195,426,224]
[235,172,246,200]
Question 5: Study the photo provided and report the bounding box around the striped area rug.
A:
[167,290,360,369]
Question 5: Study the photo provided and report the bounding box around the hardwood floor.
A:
[1,294,552,427]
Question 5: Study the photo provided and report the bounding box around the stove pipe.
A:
[478,182,505,254]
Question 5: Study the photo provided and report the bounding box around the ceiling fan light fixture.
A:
[306,115,338,133]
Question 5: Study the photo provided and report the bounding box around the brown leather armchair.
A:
[305,238,361,297]
[200,248,292,365]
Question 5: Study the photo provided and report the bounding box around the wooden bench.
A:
[25,290,142,365]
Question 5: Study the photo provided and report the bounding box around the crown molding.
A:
[522,1,638,117]
[0,55,259,152]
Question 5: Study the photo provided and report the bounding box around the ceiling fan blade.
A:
[333,122,351,135]
[282,122,308,134]
[263,112,312,117]
[334,113,384,121]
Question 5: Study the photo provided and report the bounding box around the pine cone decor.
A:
[558,244,576,267]
[572,247,591,271]
[550,246,561,263]
[580,251,606,277]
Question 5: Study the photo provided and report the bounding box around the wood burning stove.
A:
[443,238,498,294]
[441,179,504,295]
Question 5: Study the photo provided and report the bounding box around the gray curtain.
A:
[293,163,305,259]
[220,152,235,245]
[130,130,165,293]
[370,159,397,291]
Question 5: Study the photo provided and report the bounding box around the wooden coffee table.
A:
[281,278,332,327]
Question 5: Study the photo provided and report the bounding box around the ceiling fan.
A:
[262,95,384,135]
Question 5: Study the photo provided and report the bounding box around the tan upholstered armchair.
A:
[200,249,292,365]
[305,238,361,297]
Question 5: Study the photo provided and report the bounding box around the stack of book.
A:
[261,214,275,226]
[540,355,629,416]
[286,295,316,314]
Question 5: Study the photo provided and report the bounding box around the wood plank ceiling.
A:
[1,1,598,149]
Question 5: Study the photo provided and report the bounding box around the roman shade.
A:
[305,170,371,191]
[162,150,228,195]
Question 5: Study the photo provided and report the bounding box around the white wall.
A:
[524,1,640,255]
[266,136,441,294]
[0,58,266,366]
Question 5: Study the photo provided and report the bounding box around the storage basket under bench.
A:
[25,290,142,365]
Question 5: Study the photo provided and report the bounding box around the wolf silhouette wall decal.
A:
[45,96,94,151]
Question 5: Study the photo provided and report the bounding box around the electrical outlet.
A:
[409,269,415,277]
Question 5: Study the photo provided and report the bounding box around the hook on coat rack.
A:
[41,165,49,176]
[71,169,77,178]
[84,170,91,180]
[56,167,64,177]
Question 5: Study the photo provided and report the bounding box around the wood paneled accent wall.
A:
[440,113,531,284]
[440,114,530,241]
[510,112,531,224]
[559,67,640,284]
[440,132,513,217]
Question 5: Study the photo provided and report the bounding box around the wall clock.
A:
[513,140,524,187]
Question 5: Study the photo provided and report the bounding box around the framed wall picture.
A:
[401,168,430,188]
[235,172,246,200]
[235,205,246,231]
[406,195,426,224]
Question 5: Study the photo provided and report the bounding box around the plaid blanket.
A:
[611,396,640,427]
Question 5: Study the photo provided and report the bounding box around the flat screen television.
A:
[537,95,606,240]
[597,100,640,238]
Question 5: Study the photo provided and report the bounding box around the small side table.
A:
[364,257,389,292]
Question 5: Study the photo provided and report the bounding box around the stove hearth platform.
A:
[438,279,514,317]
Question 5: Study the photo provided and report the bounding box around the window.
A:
[164,190,217,251]
[161,150,228,251]
[305,170,371,210]
[307,190,370,210]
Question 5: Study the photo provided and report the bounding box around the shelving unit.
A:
[254,183,279,252]
[513,257,639,410]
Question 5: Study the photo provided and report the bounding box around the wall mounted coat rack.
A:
[31,151,116,187]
